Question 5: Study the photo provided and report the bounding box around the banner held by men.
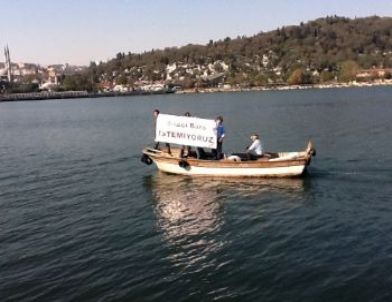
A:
[156,114,217,149]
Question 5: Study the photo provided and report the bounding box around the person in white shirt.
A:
[246,134,263,159]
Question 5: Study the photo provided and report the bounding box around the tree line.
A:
[64,16,392,90]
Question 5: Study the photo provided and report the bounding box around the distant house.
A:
[113,84,129,92]
[204,73,225,87]
[356,68,392,79]
[17,63,37,76]
[43,64,86,88]
[47,64,64,84]
[0,63,7,81]
[98,81,113,92]
[140,83,165,92]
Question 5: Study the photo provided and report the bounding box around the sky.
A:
[1,0,392,66]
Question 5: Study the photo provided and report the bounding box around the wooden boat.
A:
[142,141,316,177]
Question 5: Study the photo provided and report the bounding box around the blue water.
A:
[1,87,392,301]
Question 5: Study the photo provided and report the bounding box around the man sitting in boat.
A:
[246,134,263,159]
[230,133,264,161]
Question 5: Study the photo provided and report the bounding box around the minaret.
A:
[4,45,12,82]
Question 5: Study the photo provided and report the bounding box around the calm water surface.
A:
[1,87,392,301]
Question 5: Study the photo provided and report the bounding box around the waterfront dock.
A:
[0,89,174,102]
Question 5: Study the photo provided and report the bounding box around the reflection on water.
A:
[149,173,225,241]
[146,173,308,265]
[148,174,308,240]
[146,173,226,268]
[2,88,392,301]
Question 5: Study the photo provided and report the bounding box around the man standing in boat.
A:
[153,109,171,154]
[213,116,225,160]
[180,112,192,158]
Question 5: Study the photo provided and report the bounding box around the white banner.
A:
[156,114,217,148]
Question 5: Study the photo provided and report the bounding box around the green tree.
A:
[117,74,128,85]
[338,60,360,82]
[288,68,305,85]
[21,74,37,84]
[63,74,91,91]
[79,16,392,88]
[320,70,335,83]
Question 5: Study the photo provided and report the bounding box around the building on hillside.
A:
[42,64,86,90]
[204,73,226,87]
[18,63,38,76]
[356,68,392,80]
[0,62,7,82]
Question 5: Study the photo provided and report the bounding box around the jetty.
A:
[0,89,175,102]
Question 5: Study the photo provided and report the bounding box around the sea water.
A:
[1,87,392,301]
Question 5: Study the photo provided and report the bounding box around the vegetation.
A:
[3,16,392,94]
[338,60,360,82]
[48,16,392,90]
[62,74,95,92]
[0,82,39,93]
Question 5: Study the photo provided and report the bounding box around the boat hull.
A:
[142,145,314,178]
[155,159,306,177]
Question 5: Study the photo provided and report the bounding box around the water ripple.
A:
[2,89,392,301]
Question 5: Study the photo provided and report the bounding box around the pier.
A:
[0,89,175,102]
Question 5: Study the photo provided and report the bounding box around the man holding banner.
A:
[212,116,225,160]
[153,109,171,154]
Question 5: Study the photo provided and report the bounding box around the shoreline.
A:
[1,80,391,102]
[176,80,392,94]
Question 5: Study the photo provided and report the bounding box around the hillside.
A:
[79,16,392,90]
